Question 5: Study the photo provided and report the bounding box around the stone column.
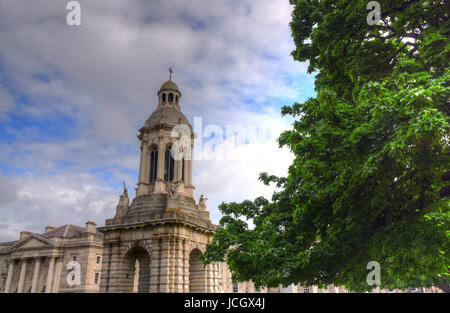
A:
[154,139,166,194]
[142,142,150,184]
[213,263,219,292]
[174,238,184,292]
[51,258,62,293]
[169,237,175,292]
[175,155,183,182]
[184,145,194,198]
[45,257,55,293]
[106,243,121,292]
[206,263,214,293]
[4,260,15,293]
[99,243,112,292]
[136,144,144,196]
[31,258,41,293]
[137,142,149,195]
[149,238,161,293]
[183,239,190,292]
[17,259,27,293]
[157,140,165,180]
[188,144,194,185]
[138,144,144,184]
[159,237,170,292]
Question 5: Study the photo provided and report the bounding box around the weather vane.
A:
[169,67,173,80]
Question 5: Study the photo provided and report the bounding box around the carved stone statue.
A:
[198,194,208,210]
[114,181,130,219]
[167,182,181,199]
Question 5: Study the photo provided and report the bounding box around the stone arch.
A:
[189,241,206,254]
[189,248,206,293]
[120,246,150,293]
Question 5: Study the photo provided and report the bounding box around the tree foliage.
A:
[201,0,450,291]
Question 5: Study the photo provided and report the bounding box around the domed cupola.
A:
[143,78,191,131]
[158,78,181,107]
[159,80,180,93]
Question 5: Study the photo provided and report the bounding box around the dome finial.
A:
[169,67,173,81]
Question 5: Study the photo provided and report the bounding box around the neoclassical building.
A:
[0,222,104,293]
[97,79,220,293]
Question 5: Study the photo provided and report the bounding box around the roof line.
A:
[63,224,70,237]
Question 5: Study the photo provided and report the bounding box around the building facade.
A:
[0,222,103,293]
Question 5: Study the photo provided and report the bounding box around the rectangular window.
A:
[181,157,185,182]
[150,148,158,182]
[164,147,175,181]
[72,256,77,262]
[232,283,238,293]
[94,273,99,284]
[96,256,101,264]
[303,287,310,293]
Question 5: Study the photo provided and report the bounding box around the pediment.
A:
[9,234,55,250]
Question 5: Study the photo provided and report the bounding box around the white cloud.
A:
[0,171,118,241]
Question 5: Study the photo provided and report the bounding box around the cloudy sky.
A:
[0,0,315,241]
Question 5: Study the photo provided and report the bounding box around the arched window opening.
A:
[175,95,179,103]
[149,147,158,182]
[162,93,166,103]
[164,146,175,181]
[189,249,205,292]
[168,93,174,102]
[122,247,150,293]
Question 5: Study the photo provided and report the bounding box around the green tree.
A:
[202,0,450,292]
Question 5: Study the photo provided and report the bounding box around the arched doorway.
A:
[189,249,206,292]
[121,246,150,293]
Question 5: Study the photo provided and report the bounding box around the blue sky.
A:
[0,0,315,241]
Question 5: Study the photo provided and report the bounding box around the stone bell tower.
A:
[98,76,219,293]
